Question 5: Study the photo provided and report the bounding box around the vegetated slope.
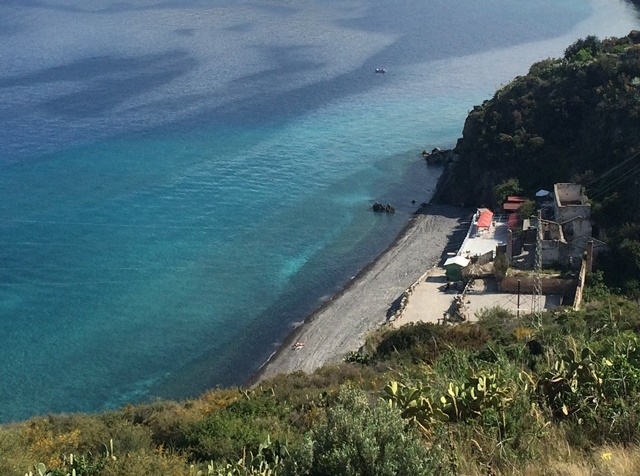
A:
[433,31,640,294]
[4,300,640,476]
[435,32,640,215]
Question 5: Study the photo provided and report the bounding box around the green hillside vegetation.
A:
[5,33,640,476]
[5,297,640,475]
[433,32,640,295]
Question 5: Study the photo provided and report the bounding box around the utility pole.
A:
[533,209,543,326]
[517,279,521,319]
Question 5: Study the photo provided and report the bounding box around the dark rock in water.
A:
[372,202,395,213]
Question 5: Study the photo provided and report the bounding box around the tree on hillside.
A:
[494,178,522,204]
[564,35,602,61]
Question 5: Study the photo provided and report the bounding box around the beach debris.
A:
[291,342,306,350]
[372,202,395,213]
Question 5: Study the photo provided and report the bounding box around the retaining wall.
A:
[500,276,578,294]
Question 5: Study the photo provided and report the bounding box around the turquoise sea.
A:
[1,0,638,422]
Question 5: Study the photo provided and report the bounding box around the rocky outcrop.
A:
[372,202,395,213]
[422,147,459,166]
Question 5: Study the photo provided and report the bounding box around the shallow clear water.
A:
[0,0,638,422]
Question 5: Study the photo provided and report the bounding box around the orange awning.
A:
[477,210,493,228]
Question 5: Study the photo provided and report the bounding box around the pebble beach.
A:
[251,204,470,384]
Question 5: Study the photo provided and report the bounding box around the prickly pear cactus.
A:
[385,369,513,427]
[538,346,603,417]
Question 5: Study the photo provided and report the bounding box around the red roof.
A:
[477,210,493,228]
[507,196,527,202]
[507,213,519,229]
[503,202,523,211]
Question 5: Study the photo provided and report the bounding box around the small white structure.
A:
[444,255,470,282]
[444,255,470,268]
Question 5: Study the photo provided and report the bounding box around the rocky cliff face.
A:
[432,31,640,221]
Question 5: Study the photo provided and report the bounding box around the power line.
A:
[0,218,293,230]
[588,161,640,201]
[0,238,468,273]
[585,148,640,200]
[585,149,640,188]
[0,280,158,287]
[0,216,456,232]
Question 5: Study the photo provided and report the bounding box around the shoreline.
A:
[247,203,470,386]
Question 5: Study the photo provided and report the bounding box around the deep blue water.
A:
[0,0,638,422]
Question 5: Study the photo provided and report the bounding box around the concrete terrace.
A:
[394,267,563,327]
[392,211,561,327]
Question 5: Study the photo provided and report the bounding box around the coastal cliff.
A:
[433,32,640,294]
[433,31,640,216]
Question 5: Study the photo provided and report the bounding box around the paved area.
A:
[394,268,454,326]
[463,277,562,318]
[393,267,563,328]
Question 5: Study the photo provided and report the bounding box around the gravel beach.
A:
[249,204,470,385]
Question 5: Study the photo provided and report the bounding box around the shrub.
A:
[179,392,292,463]
[518,199,537,219]
[374,322,489,364]
[583,271,611,303]
[476,307,519,346]
[181,410,270,463]
[99,449,187,476]
[564,35,602,61]
[494,178,522,204]
[493,252,508,280]
[285,387,453,476]
[375,322,440,353]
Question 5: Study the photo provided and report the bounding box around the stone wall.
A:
[501,275,578,295]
